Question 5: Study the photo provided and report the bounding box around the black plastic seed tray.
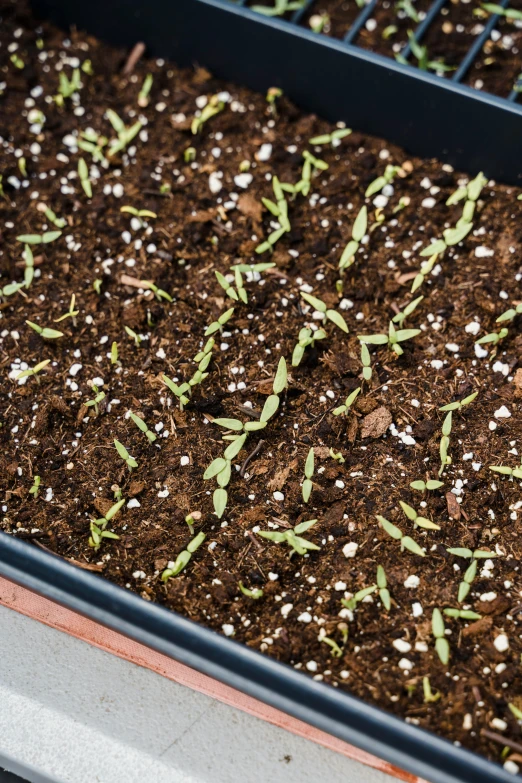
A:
[1,2,518,782]
[33,0,522,184]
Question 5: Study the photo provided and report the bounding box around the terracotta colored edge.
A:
[0,575,423,783]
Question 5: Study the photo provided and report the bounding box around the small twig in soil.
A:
[240,440,265,477]
[122,42,145,75]
[480,729,522,755]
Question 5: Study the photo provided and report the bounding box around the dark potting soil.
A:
[1,0,522,771]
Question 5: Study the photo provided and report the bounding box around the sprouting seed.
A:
[111,341,119,365]
[78,158,92,198]
[423,677,441,703]
[191,94,225,135]
[29,475,41,497]
[333,387,361,416]
[137,73,153,107]
[161,532,206,580]
[358,321,420,356]
[309,128,352,146]
[329,448,345,463]
[376,515,425,557]
[85,384,106,416]
[120,205,157,227]
[129,411,157,443]
[15,359,50,382]
[410,478,444,492]
[300,292,349,333]
[339,206,367,271]
[114,439,138,470]
[26,320,63,340]
[205,307,234,336]
[16,231,62,245]
[341,584,377,612]
[319,633,343,657]
[93,279,102,294]
[392,295,424,328]
[302,447,315,503]
[365,164,402,198]
[258,519,320,556]
[106,109,143,157]
[432,608,450,665]
[124,325,141,346]
[23,244,34,288]
[88,499,124,551]
[55,68,81,103]
[239,582,264,599]
[292,326,326,367]
[399,500,440,531]
[54,294,79,323]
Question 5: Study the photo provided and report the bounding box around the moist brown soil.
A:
[301,0,363,40]
[465,14,522,96]
[1,0,522,771]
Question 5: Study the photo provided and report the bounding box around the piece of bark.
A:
[360,406,392,439]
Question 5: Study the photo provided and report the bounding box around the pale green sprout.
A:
[397,0,420,21]
[10,54,25,69]
[333,386,361,416]
[309,11,330,31]
[423,677,441,704]
[256,176,292,253]
[162,375,190,409]
[114,439,137,470]
[239,582,264,599]
[85,384,106,416]
[18,157,27,177]
[296,151,329,197]
[365,165,402,198]
[15,359,50,382]
[411,253,438,293]
[377,515,425,556]
[232,262,276,277]
[29,475,41,497]
[258,519,320,556]
[329,448,345,463]
[215,269,247,303]
[392,295,423,328]
[439,392,478,412]
[396,31,454,72]
[476,327,509,346]
[377,565,392,611]
[302,447,315,503]
[508,704,522,722]
[191,94,225,135]
[496,302,522,323]
[319,630,343,658]
[78,158,92,198]
[439,411,453,476]
[161,532,206,580]
[106,109,143,157]
[341,583,378,612]
[205,307,234,336]
[360,342,372,382]
[23,244,34,288]
[447,547,498,559]
[111,342,119,365]
[78,128,108,163]
[120,205,157,228]
[55,68,81,104]
[399,500,440,531]
[252,0,305,16]
[82,59,93,75]
[93,279,102,294]
[358,321,421,356]
[138,73,153,107]
[124,325,141,346]
[432,608,450,665]
[481,3,522,19]
[444,608,481,620]
[129,411,157,443]
[54,294,79,323]
[489,462,522,481]
[309,128,352,146]
[1,282,24,299]
[39,206,66,228]
[410,478,444,492]
[446,549,498,601]
[300,292,349,333]
[88,499,124,551]
[141,280,173,303]
[26,320,63,339]
[16,231,62,245]
[292,326,326,367]
[339,206,367,271]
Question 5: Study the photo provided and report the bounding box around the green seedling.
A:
[495,302,522,323]
[38,206,66,228]
[215,269,247,303]
[396,0,420,21]
[239,582,264,599]
[302,447,315,503]
[141,280,173,302]
[54,294,79,323]
[392,295,423,328]
[341,584,377,612]
[319,631,343,658]
[10,54,25,69]
[411,253,438,293]
[365,165,402,198]
[399,500,440,531]
[439,410,453,476]
[78,128,108,163]
[124,325,141,346]
[339,206,367,270]
[423,677,441,704]
[439,392,478,412]
[361,342,372,382]
[447,547,498,559]
[410,479,444,492]
[266,87,283,114]
[114,439,137,470]
[396,31,455,72]
[88,499,124,551]
[444,608,481,620]
[383,24,399,38]
[23,244,34,288]
[376,565,391,611]
[16,231,62,245]
[29,475,41,497]
[78,158,92,198]
[476,327,509,346]
[253,2,305,19]
[184,146,196,163]
[111,342,119,365]
[258,519,320,556]
[191,94,225,135]
[205,307,234,336]
[93,279,103,294]
[137,73,153,107]
[18,157,27,177]
[300,292,349,333]
[309,11,330,32]
[329,448,345,463]
[432,608,450,665]
[120,205,157,227]
[26,320,63,339]
[295,150,328,197]
[377,515,425,557]
[163,375,190,409]
[85,384,106,416]
[489,462,522,481]
[256,176,292,253]
[358,321,421,356]
[508,704,522,722]
[106,109,143,157]
[481,3,522,19]
[15,359,50,382]
[446,549,497,601]
[129,411,157,443]
[1,282,24,299]
[55,68,81,104]
[292,326,326,366]
[309,128,352,146]
[161,532,206,580]
[333,386,361,416]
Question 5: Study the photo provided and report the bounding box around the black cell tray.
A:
[1,2,518,782]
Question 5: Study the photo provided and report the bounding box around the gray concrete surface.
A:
[0,604,396,783]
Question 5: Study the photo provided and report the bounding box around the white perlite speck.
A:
[234,173,253,189]
[494,406,511,419]
[493,634,509,652]
[342,542,358,558]
[297,611,312,623]
[180,455,190,466]
[222,624,234,637]
[281,603,293,618]
[404,575,420,589]
[273,491,284,502]
[393,639,412,653]
[69,363,82,376]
